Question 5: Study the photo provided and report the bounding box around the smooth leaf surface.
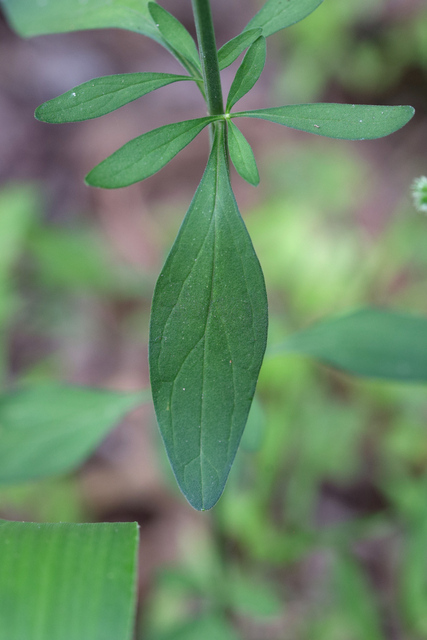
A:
[232,104,415,139]
[227,120,259,186]
[149,124,268,510]
[0,520,138,640]
[86,117,215,188]
[35,73,194,123]
[217,29,262,70]
[1,0,160,42]
[245,0,324,37]
[279,308,427,382]
[148,3,201,74]
[226,36,266,112]
[0,384,147,484]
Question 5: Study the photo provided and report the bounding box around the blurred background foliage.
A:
[0,0,427,638]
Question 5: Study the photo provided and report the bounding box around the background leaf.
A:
[0,385,148,484]
[218,29,262,70]
[244,0,324,38]
[35,73,194,124]
[278,308,427,382]
[227,120,259,186]
[232,104,415,139]
[0,520,138,640]
[226,36,266,111]
[0,0,160,42]
[149,124,268,510]
[86,117,215,189]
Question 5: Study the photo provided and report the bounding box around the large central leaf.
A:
[0,0,160,42]
[149,124,268,510]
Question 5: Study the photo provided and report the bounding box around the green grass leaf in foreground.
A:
[149,124,268,510]
[35,73,194,124]
[244,0,324,38]
[278,308,427,382]
[0,520,138,640]
[232,104,415,139]
[0,0,160,42]
[217,29,262,70]
[0,384,148,484]
[86,117,215,188]
[226,37,266,112]
[227,120,259,186]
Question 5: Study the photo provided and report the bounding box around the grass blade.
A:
[0,520,138,640]
[149,123,268,510]
[35,73,194,123]
[227,120,259,186]
[218,29,262,70]
[86,117,215,188]
[232,104,415,139]
[278,308,427,382]
[244,0,324,37]
[226,37,266,112]
[0,385,147,484]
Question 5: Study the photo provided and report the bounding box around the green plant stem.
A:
[191,0,224,116]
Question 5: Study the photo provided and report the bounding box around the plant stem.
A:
[191,0,224,117]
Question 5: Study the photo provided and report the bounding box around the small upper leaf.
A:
[148,2,201,74]
[226,37,266,112]
[35,73,194,124]
[1,0,161,42]
[218,28,262,70]
[227,120,260,186]
[85,117,215,189]
[232,104,415,140]
[244,0,324,37]
[278,308,427,382]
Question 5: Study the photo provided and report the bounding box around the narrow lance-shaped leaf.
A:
[227,120,259,186]
[148,2,201,75]
[35,73,195,124]
[277,308,427,382]
[149,123,268,510]
[0,384,148,484]
[217,28,262,70]
[226,37,266,112]
[244,0,324,38]
[0,0,161,43]
[86,117,215,189]
[232,104,415,140]
[0,520,138,640]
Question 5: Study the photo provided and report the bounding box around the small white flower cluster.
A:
[412,176,427,213]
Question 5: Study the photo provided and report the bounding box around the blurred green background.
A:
[0,0,427,638]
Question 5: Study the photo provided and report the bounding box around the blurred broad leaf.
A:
[146,615,239,640]
[0,520,138,640]
[149,124,267,510]
[227,120,260,186]
[35,73,194,123]
[148,3,201,75]
[217,29,262,70]
[232,104,415,139]
[0,385,148,484]
[278,308,427,382]
[85,117,215,188]
[226,36,266,111]
[245,0,324,37]
[0,0,161,42]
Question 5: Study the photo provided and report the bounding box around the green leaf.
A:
[85,117,215,189]
[149,123,268,511]
[0,384,148,484]
[0,520,138,640]
[232,104,415,139]
[218,28,262,70]
[244,0,324,38]
[226,36,266,112]
[278,308,427,382]
[35,73,194,124]
[227,120,260,186]
[148,3,201,74]
[147,615,239,640]
[1,0,161,43]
